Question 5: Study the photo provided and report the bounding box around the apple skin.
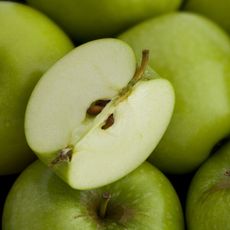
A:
[26,0,182,42]
[119,13,230,174]
[0,2,73,175]
[186,141,230,230]
[185,0,230,33]
[2,161,184,230]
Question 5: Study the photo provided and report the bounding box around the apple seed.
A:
[101,114,114,130]
[87,99,111,116]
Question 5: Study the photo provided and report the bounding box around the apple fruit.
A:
[26,0,182,42]
[119,13,230,174]
[2,161,184,230]
[186,141,230,230]
[25,38,175,189]
[184,0,230,33]
[0,2,73,175]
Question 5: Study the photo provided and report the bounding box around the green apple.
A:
[25,38,175,189]
[0,2,73,175]
[185,0,230,33]
[119,13,230,174]
[2,161,184,230]
[186,141,230,230]
[26,0,182,42]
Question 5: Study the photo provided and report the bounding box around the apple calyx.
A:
[98,192,112,219]
[50,146,73,167]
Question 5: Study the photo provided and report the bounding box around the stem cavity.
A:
[224,170,230,176]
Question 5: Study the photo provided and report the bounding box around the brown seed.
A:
[95,99,111,107]
[87,105,104,116]
[102,114,114,130]
[87,99,110,116]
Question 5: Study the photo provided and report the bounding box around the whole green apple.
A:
[2,161,184,230]
[119,13,230,174]
[186,141,230,230]
[0,2,73,175]
[185,0,230,33]
[26,0,182,42]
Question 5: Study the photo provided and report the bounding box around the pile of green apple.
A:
[1,0,230,229]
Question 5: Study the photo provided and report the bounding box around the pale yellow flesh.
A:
[69,79,174,189]
[25,39,136,153]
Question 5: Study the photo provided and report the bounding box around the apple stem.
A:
[132,49,150,83]
[99,192,112,219]
[116,49,150,104]
[50,146,73,166]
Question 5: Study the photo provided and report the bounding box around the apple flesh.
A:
[25,38,175,189]
[185,0,230,33]
[0,2,73,175]
[2,161,184,230]
[26,0,182,42]
[119,13,230,174]
[186,142,230,230]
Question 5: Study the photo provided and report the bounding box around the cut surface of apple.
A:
[25,39,175,189]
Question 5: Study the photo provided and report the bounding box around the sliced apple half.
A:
[25,38,175,190]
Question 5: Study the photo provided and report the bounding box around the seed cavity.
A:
[86,50,150,131]
[87,99,110,116]
[102,114,114,130]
